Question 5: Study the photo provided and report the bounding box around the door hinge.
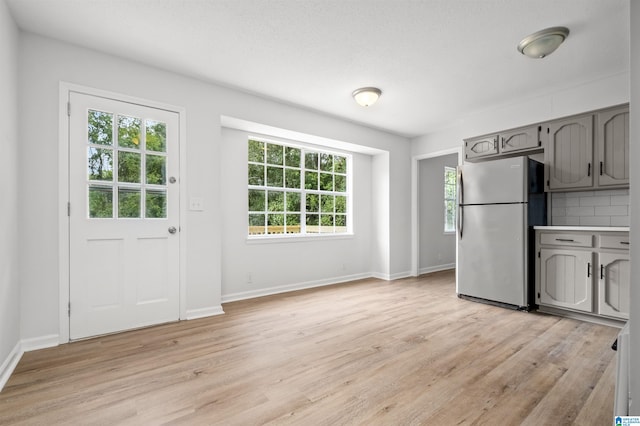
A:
[67,202,71,217]
[538,251,541,258]
[546,179,550,187]
[68,302,71,317]
[67,102,71,117]
[537,292,540,299]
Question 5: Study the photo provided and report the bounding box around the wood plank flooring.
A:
[0,270,619,425]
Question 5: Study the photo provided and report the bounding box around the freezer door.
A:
[459,156,527,204]
[457,203,527,307]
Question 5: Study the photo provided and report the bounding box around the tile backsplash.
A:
[551,189,630,227]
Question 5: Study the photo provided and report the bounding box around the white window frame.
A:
[247,136,352,240]
[444,166,457,234]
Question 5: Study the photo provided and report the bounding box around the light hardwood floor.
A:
[0,270,619,425]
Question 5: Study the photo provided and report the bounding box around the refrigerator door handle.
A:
[457,168,464,239]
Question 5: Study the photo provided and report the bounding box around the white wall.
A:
[411,72,629,156]
[418,153,457,273]
[629,0,640,415]
[220,127,374,300]
[0,0,20,385]
[16,32,410,342]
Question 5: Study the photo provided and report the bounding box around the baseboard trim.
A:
[0,341,22,392]
[537,305,626,328]
[222,272,373,303]
[419,263,455,275]
[21,334,60,352]
[186,306,225,320]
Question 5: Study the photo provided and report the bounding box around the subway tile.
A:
[611,195,630,205]
[580,196,611,207]
[552,192,567,199]
[552,198,568,208]
[611,216,630,227]
[552,216,580,226]
[566,206,595,216]
[595,205,628,216]
[596,189,629,196]
[580,216,611,226]
[565,191,594,198]
[552,207,566,217]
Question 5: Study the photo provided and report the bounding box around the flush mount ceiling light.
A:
[517,26,570,58]
[352,87,382,107]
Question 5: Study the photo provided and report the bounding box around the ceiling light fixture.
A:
[517,26,570,58]
[352,87,382,107]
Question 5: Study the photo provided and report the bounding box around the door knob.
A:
[168,226,177,234]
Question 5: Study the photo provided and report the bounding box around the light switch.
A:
[189,197,204,211]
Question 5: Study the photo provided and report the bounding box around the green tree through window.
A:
[444,166,457,233]
[248,139,350,236]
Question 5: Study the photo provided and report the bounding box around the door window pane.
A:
[118,188,141,218]
[145,120,166,152]
[118,152,141,183]
[88,185,113,218]
[88,110,113,145]
[146,189,167,218]
[88,147,113,181]
[118,115,141,149]
[146,154,166,185]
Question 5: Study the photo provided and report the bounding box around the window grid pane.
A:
[248,138,350,237]
[444,166,457,233]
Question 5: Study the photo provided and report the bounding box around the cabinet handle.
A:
[587,163,591,177]
[555,238,575,242]
[587,262,591,277]
[600,264,604,279]
[621,241,630,246]
[600,161,603,176]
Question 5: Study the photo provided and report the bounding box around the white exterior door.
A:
[69,92,180,340]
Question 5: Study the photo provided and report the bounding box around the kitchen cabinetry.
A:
[535,228,629,321]
[544,115,593,191]
[464,125,540,161]
[597,105,629,187]
[464,134,499,160]
[543,105,629,191]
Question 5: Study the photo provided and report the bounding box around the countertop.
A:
[534,225,630,232]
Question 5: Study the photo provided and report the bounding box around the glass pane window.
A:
[444,166,457,233]
[248,138,351,237]
[88,185,113,218]
[118,115,141,149]
[87,110,170,220]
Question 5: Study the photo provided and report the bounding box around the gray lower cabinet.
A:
[536,230,629,321]
[539,248,593,312]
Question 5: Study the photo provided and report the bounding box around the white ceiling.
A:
[6,0,630,138]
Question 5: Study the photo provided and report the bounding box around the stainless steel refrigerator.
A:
[456,156,546,310]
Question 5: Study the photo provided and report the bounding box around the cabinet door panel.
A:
[546,115,593,190]
[598,252,630,319]
[597,107,629,187]
[501,126,540,153]
[464,135,498,160]
[539,248,593,312]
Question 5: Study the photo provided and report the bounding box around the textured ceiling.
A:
[6,0,630,137]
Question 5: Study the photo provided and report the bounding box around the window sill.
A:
[246,233,355,244]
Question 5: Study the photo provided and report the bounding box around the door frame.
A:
[58,82,188,343]
[410,147,463,277]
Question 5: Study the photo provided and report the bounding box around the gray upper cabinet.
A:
[544,114,594,191]
[500,125,540,154]
[464,134,499,160]
[597,106,629,187]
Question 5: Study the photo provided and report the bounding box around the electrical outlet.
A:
[189,197,204,211]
